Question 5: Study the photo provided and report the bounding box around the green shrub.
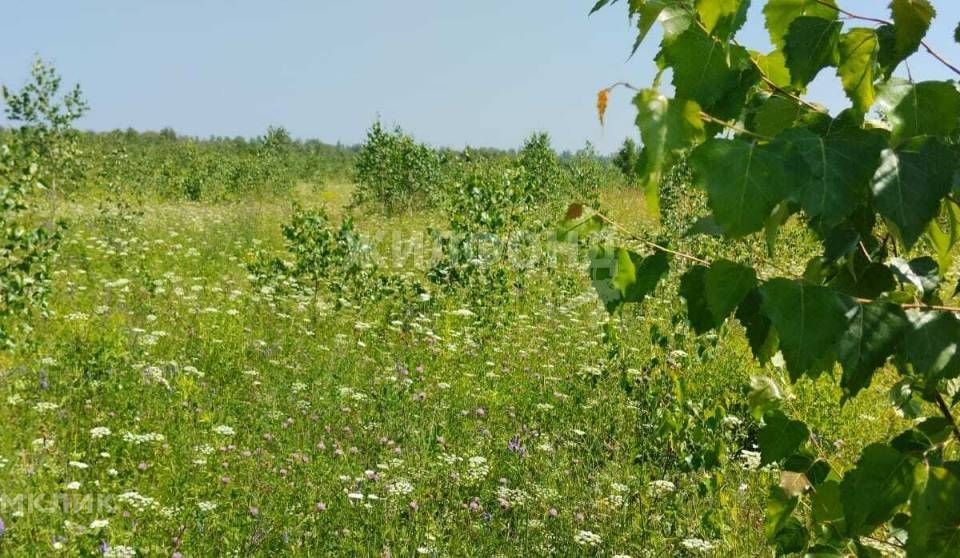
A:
[248,205,422,312]
[0,58,81,347]
[352,121,445,213]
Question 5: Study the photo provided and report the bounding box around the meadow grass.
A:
[0,184,913,557]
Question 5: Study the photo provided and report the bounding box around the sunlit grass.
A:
[0,185,907,557]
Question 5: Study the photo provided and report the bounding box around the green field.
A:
[5,1,960,556]
[0,176,915,555]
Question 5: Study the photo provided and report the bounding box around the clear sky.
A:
[2,1,959,153]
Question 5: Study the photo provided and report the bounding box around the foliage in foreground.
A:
[586,0,960,555]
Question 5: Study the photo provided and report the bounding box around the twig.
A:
[816,0,889,26]
[813,0,960,78]
[759,72,827,113]
[922,42,960,78]
[853,298,960,313]
[592,210,711,265]
[934,392,960,445]
[585,209,960,314]
[601,81,641,94]
[699,112,772,141]
[739,44,828,114]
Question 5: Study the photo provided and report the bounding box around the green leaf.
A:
[840,443,916,537]
[890,0,935,61]
[680,259,757,334]
[829,263,898,300]
[630,0,670,54]
[748,375,783,420]
[784,16,842,88]
[925,200,960,275]
[556,203,604,241]
[955,21,960,44]
[736,288,780,364]
[871,138,956,249]
[877,1,935,78]
[812,480,844,524]
[658,4,695,42]
[908,463,960,557]
[660,26,745,110]
[822,224,860,262]
[689,139,797,238]
[760,278,849,379]
[633,90,705,218]
[590,0,670,53]
[774,126,886,225]
[705,259,757,321]
[890,378,924,419]
[773,517,809,554]
[695,0,750,40]
[590,247,669,314]
[877,80,960,145]
[904,310,960,386]
[589,0,613,14]
[783,451,831,487]
[622,250,670,303]
[679,265,714,333]
[750,95,819,137]
[765,485,799,542]
[925,200,960,276]
[892,417,954,454]
[706,52,762,124]
[764,201,796,257]
[837,301,909,400]
[890,256,940,298]
[759,409,810,466]
[837,28,879,113]
[753,50,791,89]
[763,0,838,48]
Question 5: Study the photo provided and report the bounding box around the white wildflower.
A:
[680,538,716,553]
[212,425,235,436]
[198,501,217,512]
[574,530,602,547]
[648,480,676,495]
[90,426,112,439]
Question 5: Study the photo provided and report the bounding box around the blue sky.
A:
[2,1,959,153]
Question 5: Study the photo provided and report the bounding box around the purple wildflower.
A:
[508,435,526,457]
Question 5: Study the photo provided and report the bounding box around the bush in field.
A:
[429,161,541,307]
[0,58,83,347]
[0,145,62,348]
[247,205,420,311]
[611,137,640,180]
[352,121,445,213]
[514,132,565,203]
[515,133,609,210]
[2,57,88,201]
[564,141,611,208]
[419,133,618,308]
